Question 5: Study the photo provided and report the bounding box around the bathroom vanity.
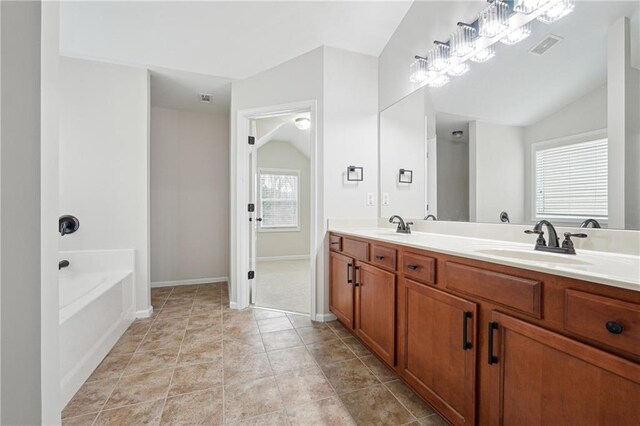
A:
[329,229,640,426]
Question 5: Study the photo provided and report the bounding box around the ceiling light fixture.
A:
[295,117,310,130]
[500,23,532,45]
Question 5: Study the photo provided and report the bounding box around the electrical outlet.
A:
[382,193,390,206]
[367,192,375,206]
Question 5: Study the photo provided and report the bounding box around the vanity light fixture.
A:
[537,0,574,24]
[346,165,364,182]
[514,0,548,15]
[470,46,496,63]
[294,117,311,130]
[410,56,430,83]
[450,23,477,57]
[427,74,450,88]
[478,0,509,37]
[427,42,451,72]
[500,23,532,45]
[399,169,413,184]
[448,62,470,77]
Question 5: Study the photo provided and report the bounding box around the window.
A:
[258,169,300,230]
[534,138,608,221]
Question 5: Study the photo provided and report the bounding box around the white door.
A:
[248,120,258,305]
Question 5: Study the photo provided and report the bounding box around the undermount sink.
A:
[475,248,592,266]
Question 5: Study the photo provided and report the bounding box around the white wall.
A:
[257,141,310,258]
[0,2,42,423]
[59,57,151,313]
[150,107,229,285]
[469,121,525,224]
[230,46,378,317]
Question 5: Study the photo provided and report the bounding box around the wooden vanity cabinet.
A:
[329,251,355,328]
[489,311,640,425]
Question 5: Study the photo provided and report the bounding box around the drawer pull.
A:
[331,241,340,245]
[407,264,419,271]
[462,311,472,350]
[375,255,385,260]
[347,263,353,284]
[354,266,360,287]
[488,322,499,365]
[605,321,624,335]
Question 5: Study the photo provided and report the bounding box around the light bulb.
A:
[450,24,476,57]
[479,1,509,37]
[427,43,450,72]
[294,117,310,130]
[500,23,532,45]
[538,0,574,24]
[427,74,450,88]
[409,57,429,83]
[469,46,496,63]
[448,62,470,77]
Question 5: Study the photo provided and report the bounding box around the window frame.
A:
[257,167,301,233]
[530,129,608,227]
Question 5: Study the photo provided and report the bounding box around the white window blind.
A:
[259,170,299,229]
[535,138,608,220]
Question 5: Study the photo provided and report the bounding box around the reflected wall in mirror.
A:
[379,1,639,230]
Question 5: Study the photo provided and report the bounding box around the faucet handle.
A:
[561,232,587,254]
[525,229,546,246]
[564,232,587,239]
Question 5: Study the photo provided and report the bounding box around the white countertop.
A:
[330,228,640,293]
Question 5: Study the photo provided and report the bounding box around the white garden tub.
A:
[59,249,136,408]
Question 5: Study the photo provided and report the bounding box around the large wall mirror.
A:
[379,1,639,230]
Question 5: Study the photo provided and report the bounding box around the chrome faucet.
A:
[525,220,587,255]
[580,218,601,228]
[389,215,413,234]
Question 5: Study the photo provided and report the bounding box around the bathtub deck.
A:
[61,282,446,425]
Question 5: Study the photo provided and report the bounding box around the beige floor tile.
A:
[138,329,184,352]
[168,361,223,396]
[287,314,325,329]
[224,352,273,385]
[104,368,173,409]
[150,317,189,333]
[267,346,317,374]
[252,308,286,320]
[385,380,436,419]
[87,352,133,382]
[62,378,119,419]
[223,321,261,338]
[360,355,397,383]
[124,346,179,375]
[296,326,338,344]
[321,358,379,394]
[94,399,164,426]
[192,304,222,315]
[127,319,154,336]
[223,309,255,323]
[307,339,357,367]
[416,414,449,425]
[340,384,415,426]
[326,321,353,339]
[229,410,289,425]
[224,376,284,423]
[275,366,335,406]
[61,413,98,426]
[341,337,371,357]
[257,316,294,333]
[110,333,144,354]
[177,340,223,365]
[187,313,222,330]
[223,334,266,357]
[160,387,224,425]
[261,329,303,352]
[286,397,356,426]
[181,325,223,347]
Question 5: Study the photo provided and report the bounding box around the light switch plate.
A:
[382,193,390,206]
[367,192,375,206]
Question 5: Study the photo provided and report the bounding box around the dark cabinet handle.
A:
[605,321,624,334]
[375,255,385,260]
[462,311,472,350]
[354,266,360,287]
[488,322,498,365]
[407,264,419,270]
[347,263,353,284]
[331,241,340,245]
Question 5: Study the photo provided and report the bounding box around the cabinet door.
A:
[330,251,355,329]
[400,279,477,426]
[489,312,640,426]
[355,262,396,365]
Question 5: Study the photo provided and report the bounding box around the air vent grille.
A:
[199,93,212,103]
[529,34,563,56]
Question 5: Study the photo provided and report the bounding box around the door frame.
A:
[231,100,318,320]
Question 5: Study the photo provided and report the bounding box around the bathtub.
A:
[59,249,136,408]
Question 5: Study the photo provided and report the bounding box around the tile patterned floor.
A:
[62,283,448,425]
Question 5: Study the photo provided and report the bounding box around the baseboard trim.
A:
[135,306,153,318]
[315,312,337,322]
[229,301,239,309]
[257,255,310,262]
[151,276,229,288]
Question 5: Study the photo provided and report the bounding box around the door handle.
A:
[354,266,360,287]
[347,263,353,284]
[256,218,263,222]
[462,311,472,350]
[488,322,499,364]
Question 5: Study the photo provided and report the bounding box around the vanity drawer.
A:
[565,289,640,356]
[445,262,542,318]
[371,245,397,271]
[342,237,369,262]
[329,234,342,252]
[402,252,436,284]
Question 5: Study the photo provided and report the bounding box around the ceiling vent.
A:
[529,34,563,56]
[199,93,212,104]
